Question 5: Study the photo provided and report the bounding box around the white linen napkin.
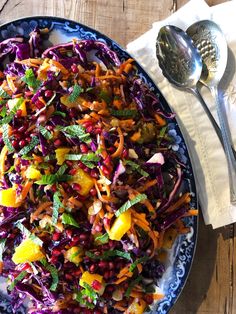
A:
[127,0,236,229]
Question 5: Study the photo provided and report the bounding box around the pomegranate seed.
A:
[100,165,110,176]
[18,125,27,133]
[16,109,22,118]
[69,108,77,118]
[94,128,102,135]
[69,168,77,175]
[78,161,86,169]
[122,148,128,158]
[54,139,62,147]
[79,233,88,241]
[80,143,88,154]
[94,224,102,232]
[52,249,61,256]
[51,184,57,193]
[46,125,54,131]
[44,90,53,98]
[25,137,31,142]
[89,264,96,273]
[92,280,102,291]
[25,91,33,97]
[65,161,73,167]
[103,218,110,228]
[35,100,44,109]
[74,269,81,276]
[108,262,114,270]
[19,140,26,148]
[65,273,73,280]
[50,256,58,264]
[90,169,99,178]
[89,188,97,196]
[66,229,73,239]
[72,183,81,192]
[86,125,93,133]
[12,140,18,148]
[103,155,111,167]
[71,64,78,73]
[83,166,90,173]
[52,232,61,241]
[104,271,111,280]
[144,294,153,305]
[20,263,30,271]
[71,235,80,246]
[98,261,108,268]
[82,121,93,128]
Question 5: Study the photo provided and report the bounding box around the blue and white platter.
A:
[0,16,198,314]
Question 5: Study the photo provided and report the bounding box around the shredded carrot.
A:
[16,180,33,203]
[166,192,191,213]
[31,201,53,223]
[111,127,124,158]
[0,145,8,176]
[152,293,165,300]
[184,209,198,216]
[117,58,134,75]
[95,63,101,77]
[49,59,69,75]
[114,276,128,285]
[155,113,166,126]
[130,291,143,299]
[6,75,17,93]
[137,179,157,192]
[148,230,159,256]
[130,130,141,142]
[68,197,83,208]
[98,75,122,81]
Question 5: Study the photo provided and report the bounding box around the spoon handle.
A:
[211,87,236,204]
[191,87,236,160]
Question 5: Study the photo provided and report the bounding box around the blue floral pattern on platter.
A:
[0,17,198,314]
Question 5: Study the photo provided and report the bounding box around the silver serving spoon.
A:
[156,25,233,153]
[187,20,236,204]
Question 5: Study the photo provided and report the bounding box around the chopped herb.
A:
[110,109,137,118]
[8,270,28,291]
[125,160,149,177]
[94,233,109,244]
[18,136,39,156]
[0,87,10,99]
[0,239,6,261]
[39,125,53,140]
[40,258,59,291]
[124,275,142,297]
[61,213,79,228]
[68,84,83,102]
[157,125,168,145]
[53,110,66,118]
[56,164,68,176]
[129,256,149,272]
[99,90,111,104]
[0,106,7,117]
[115,193,147,217]
[44,154,56,161]
[52,191,64,225]
[4,165,15,174]
[16,221,43,246]
[86,249,131,260]
[35,174,72,185]
[2,124,14,153]
[57,125,91,144]
[22,69,41,91]
[0,98,23,125]
[65,153,99,168]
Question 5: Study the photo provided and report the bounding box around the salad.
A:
[0,28,197,314]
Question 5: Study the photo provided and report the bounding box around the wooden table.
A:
[0,0,234,313]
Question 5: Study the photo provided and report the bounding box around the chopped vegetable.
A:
[12,238,45,264]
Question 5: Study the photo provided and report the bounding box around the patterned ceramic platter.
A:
[0,17,198,314]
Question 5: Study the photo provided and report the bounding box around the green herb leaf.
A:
[53,110,66,118]
[61,213,80,228]
[0,239,6,261]
[99,90,111,104]
[0,98,24,125]
[157,125,168,145]
[124,275,142,298]
[115,193,147,217]
[125,160,149,177]
[110,109,137,118]
[8,270,28,291]
[57,125,91,144]
[22,69,41,91]
[52,191,64,225]
[85,249,131,260]
[40,258,59,291]
[18,136,39,156]
[56,164,68,176]
[94,233,109,244]
[0,106,7,117]
[129,256,149,272]
[65,153,99,168]
[16,221,43,246]
[0,87,10,99]
[4,165,15,174]
[68,84,83,102]
[2,124,14,153]
[35,174,72,185]
[81,282,98,301]
[39,125,53,140]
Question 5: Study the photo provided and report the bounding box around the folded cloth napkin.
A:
[127,0,236,229]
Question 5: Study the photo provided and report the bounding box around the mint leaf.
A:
[0,87,10,99]
[2,124,14,153]
[56,164,68,176]
[129,256,149,272]
[16,221,43,246]
[125,160,149,177]
[35,174,72,185]
[18,136,39,156]
[39,125,53,140]
[110,109,137,118]
[0,106,7,117]
[94,233,109,244]
[40,258,59,291]
[22,69,41,91]
[52,191,64,225]
[0,98,23,125]
[57,124,91,144]
[8,270,28,291]
[99,90,111,104]
[124,275,142,298]
[61,213,80,228]
[53,110,66,118]
[65,153,99,168]
[68,84,83,102]
[115,193,147,217]
[85,249,131,260]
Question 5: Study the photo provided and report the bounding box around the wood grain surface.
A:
[0,0,234,314]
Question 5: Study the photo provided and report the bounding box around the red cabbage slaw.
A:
[0,28,198,314]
